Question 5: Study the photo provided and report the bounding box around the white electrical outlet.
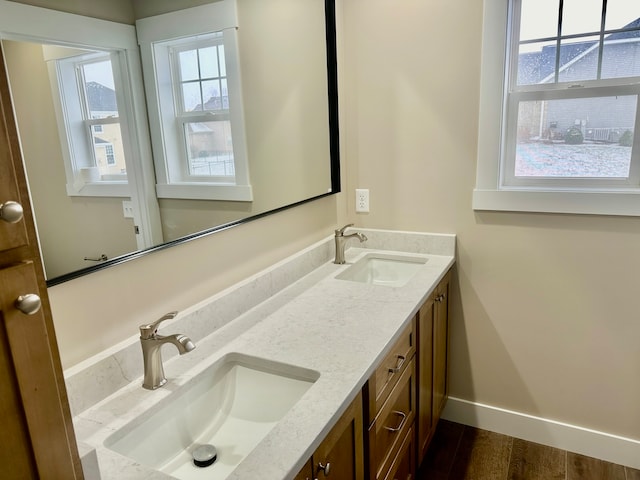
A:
[122,201,135,219]
[356,188,369,213]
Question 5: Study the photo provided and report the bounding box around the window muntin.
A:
[503,0,640,190]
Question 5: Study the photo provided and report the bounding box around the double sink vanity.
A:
[67,228,455,480]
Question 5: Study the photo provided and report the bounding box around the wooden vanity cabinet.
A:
[0,48,83,478]
[364,321,416,480]
[293,459,314,480]
[416,271,451,465]
[295,391,364,480]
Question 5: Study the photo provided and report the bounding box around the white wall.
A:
[340,0,640,443]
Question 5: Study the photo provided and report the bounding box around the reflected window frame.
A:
[136,0,253,202]
[47,49,132,197]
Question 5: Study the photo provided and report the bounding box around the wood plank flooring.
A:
[418,420,640,480]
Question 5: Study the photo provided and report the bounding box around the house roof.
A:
[518,17,640,84]
[86,81,117,112]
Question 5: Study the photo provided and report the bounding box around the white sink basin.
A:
[336,253,428,287]
[104,353,319,480]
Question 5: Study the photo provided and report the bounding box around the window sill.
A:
[472,189,640,216]
[66,182,130,198]
[156,183,253,201]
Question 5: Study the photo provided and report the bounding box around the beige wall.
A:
[341,0,640,440]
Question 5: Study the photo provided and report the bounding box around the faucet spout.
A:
[334,224,368,264]
[139,312,195,390]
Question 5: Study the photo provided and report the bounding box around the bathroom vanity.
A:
[67,229,455,480]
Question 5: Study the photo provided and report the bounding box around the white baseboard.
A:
[441,396,640,470]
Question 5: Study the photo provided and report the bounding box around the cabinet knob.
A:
[317,461,331,476]
[0,201,24,224]
[15,294,42,315]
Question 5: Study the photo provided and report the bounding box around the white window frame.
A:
[473,0,640,216]
[46,50,131,197]
[136,0,253,202]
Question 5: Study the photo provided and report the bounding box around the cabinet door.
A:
[0,44,28,252]
[432,276,450,422]
[313,392,364,480]
[416,296,434,462]
[0,295,38,478]
[0,262,81,479]
[294,459,314,480]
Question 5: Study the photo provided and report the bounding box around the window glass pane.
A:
[202,80,221,111]
[179,49,199,82]
[514,97,636,178]
[82,60,118,119]
[520,0,558,41]
[184,121,235,177]
[518,40,557,85]
[605,0,640,31]
[602,37,640,79]
[562,0,602,36]
[199,46,219,78]
[182,82,203,112]
[91,123,127,176]
[557,35,600,82]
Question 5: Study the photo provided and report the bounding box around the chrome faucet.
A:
[334,224,368,264]
[139,311,195,390]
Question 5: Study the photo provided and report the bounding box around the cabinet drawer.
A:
[383,427,414,480]
[368,357,415,480]
[367,320,415,423]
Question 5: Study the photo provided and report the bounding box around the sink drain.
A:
[192,444,217,468]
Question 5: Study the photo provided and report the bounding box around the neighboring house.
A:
[517,18,640,142]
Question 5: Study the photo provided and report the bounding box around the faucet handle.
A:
[139,311,178,339]
[335,223,354,236]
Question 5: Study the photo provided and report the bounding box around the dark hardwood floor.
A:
[418,420,640,480]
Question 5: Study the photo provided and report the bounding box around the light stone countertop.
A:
[71,229,456,480]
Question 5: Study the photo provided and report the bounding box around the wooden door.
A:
[432,276,450,422]
[293,459,314,480]
[313,392,364,480]
[0,45,83,479]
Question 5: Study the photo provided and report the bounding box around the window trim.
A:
[136,0,253,202]
[473,0,640,216]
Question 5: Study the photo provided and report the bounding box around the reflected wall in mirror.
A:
[1,0,339,285]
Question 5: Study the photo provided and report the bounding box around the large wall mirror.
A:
[0,0,339,286]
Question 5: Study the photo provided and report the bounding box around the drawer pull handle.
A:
[384,410,407,433]
[317,461,330,476]
[388,355,406,374]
